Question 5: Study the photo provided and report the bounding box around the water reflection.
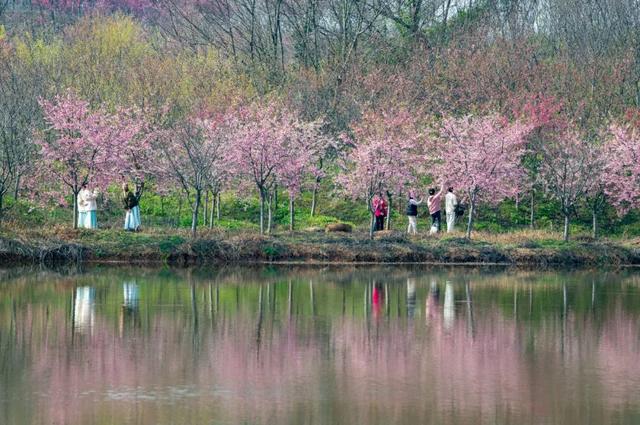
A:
[406,278,417,319]
[1,267,640,425]
[120,282,140,335]
[73,286,95,335]
[443,281,455,330]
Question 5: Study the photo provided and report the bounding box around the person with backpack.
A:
[427,184,444,233]
[122,183,141,232]
[445,186,458,233]
[406,193,423,235]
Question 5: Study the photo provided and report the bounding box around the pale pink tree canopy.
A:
[604,122,640,215]
[224,101,297,196]
[537,130,603,214]
[434,114,531,203]
[337,108,423,206]
[275,118,323,199]
[36,91,117,199]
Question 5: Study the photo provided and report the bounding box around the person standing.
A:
[427,185,444,233]
[122,184,141,232]
[406,194,423,235]
[445,186,458,233]
[372,192,388,231]
[77,183,98,229]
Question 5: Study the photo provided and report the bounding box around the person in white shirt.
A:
[445,186,457,233]
[77,183,99,229]
[406,194,423,235]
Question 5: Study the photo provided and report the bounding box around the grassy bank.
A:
[1,226,640,267]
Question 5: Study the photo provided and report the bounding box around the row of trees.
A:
[30,90,640,241]
[0,12,639,241]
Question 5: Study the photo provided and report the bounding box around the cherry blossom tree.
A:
[274,118,332,231]
[537,130,604,242]
[515,94,568,228]
[36,91,119,228]
[109,107,153,197]
[225,102,301,235]
[604,119,640,218]
[154,113,229,238]
[434,114,531,239]
[337,109,423,238]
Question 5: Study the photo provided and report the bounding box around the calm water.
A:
[1,266,640,425]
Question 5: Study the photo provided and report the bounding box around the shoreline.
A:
[1,231,639,268]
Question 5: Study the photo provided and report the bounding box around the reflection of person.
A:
[444,282,455,330]
[74,286,95,334]
[407,278,417,318]
[425,280,440,326]
[77,183,99,229]
[372,282,385,318]
[120,282,140,336]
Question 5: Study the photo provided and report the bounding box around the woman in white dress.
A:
[77,183,99,229]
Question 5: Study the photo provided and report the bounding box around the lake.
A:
[1,266,640,425]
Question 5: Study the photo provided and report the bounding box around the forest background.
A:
[2,0,640,248]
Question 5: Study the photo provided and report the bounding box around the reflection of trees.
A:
[1,269,640,424]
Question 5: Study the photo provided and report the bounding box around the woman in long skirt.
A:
[78,183,99,229]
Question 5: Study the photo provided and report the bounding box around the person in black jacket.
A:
[406,194,423,235]
[122,184,141,232]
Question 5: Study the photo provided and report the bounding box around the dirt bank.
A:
[1,231,639,267]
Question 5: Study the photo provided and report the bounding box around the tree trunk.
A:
[204,191,209,227]
[216,192,221,220]
[310,177,320,217]
[530,190,535,229]
[13,175,20,201]
[592,209,598,239]
[267,191,273,234]
[259,189,265,235]
[191,189,201,238]
[289,196,295,232]
[466,193,476,239]
[385,192,392,230]
[274,185,278,212]
[73,191,79,229]
[369,211,375,240]
[563,214,570,242]
[209,192,215,229]
[0,192,4,224]
[177,195,183,228]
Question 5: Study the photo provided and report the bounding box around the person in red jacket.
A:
[372,192,388,231]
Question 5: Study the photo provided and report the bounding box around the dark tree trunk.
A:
[466,192,476,239]
[310,177,320,217]
[385,192,392,230]
[209,192,215,229]
[73,191,79,229]
[191,189,201,238]
[259,189,265,234]
[204,191,209,227]
[530,190,535,229]
[216,192,221,220]
[289,196,295,232]
[13,175,20,201]
[267,191,273,234]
